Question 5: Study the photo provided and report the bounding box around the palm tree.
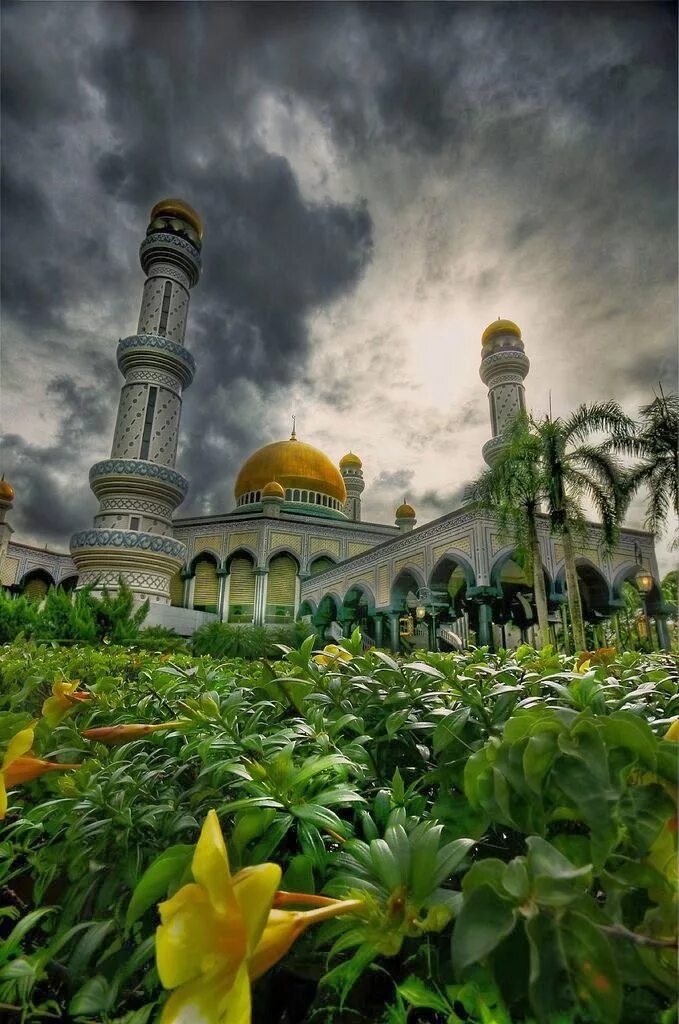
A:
[468,416,551,649]
[532,401,633,652]
[613,391,678,546]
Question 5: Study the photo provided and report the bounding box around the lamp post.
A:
[634,554,655,650]
[415,586,439,651]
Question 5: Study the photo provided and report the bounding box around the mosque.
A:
[1,199,669,650]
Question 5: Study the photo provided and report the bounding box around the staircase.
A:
[437,625,464,651]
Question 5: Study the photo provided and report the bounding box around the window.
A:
[301,490,308,502]
[293,489,300,502]
[130,516,140,531]
[255,490,261,501]
[285,489,292,500]
[316,493,321,504]
[139,387,158,460]
[158,281,173,335]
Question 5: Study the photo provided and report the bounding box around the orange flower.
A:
[81,721,186,745]
[1,725,80,819]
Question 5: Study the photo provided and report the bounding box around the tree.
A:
[614,391,678,547]
[532,402,632,652]
[468,415,551,648]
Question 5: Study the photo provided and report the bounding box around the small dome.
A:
[150,198,203,241]
[0,477,14,502]
[395,501,416,519]
[262,480,285,499]
[340,452,362,469]
[481,319,522,345]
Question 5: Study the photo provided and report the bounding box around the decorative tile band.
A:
[118,334,196,374]
[89,459,188,495]
[70,528,186,559]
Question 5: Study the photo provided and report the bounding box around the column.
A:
[389,612,401,653]
[253,569,268,626]
[374,614,384,648]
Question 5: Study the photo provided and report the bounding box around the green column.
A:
[374,614,384,648]
[389,612,401,653]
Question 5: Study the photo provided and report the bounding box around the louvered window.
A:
[169,572,184,607]
[193,558,219,612]
[309,556,335,576]
[228,556,255,623]
[23,576,50,601]
[266,554,297,623]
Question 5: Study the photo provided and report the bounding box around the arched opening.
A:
[313,593,341,642]
[309,555,336,576]
[390,568,426,651]
[266,553,298,624]
[58,575,79,593]
[227,551,256,623]
[491,554,553,649]
[192,553,219,613]
[342,585,374,640]
[429,555,476,649]
[21,569,55,601]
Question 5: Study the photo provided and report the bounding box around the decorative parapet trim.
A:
[89,459,188,496]
[117,334,195,386]
[140,232,201,286]
[479,348,530,384]
[70,528,186,560]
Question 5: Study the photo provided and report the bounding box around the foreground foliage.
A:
[0,637,677,1023]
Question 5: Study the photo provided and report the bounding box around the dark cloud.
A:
[1,1,676,554]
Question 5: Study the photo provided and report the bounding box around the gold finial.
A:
[290,414,297,440]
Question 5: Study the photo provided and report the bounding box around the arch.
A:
[228,550,256,623]
[555,558,612,620]
[430,550,477,588]
[342,581,377,611]
[266,547,301,570]
[314,592,342,637]
[20,568,56,601]
[308,554,337,576]
[192,553,219,613]
[191,545,221,567]
[610,561,661,601]
[266,552,298,624]
[224,544,259,569]
[58,574,79,592]
[298,598,317,617]
[390,566,427,610]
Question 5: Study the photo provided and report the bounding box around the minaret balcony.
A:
[479,348,530,385]
[140,231,201,286]
[117,334,195,388]
[89,458,188,506]
[482,435,507,467]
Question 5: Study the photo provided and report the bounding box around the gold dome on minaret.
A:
[481,318,522,345]
[0,477,15,502]
[395,501,416,519]
[235,436,347,503]
[150,198,203,241]
[339,452,362,469]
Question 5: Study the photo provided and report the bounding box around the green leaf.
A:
[69,974,116,1016]
[291,802,348,836]
[434,707,471,755]
[397,975,451,1013]
[68,919,116,978]
[0,908,54,964]
[125,844,193,929]
[433,838,475,887]
[391,766,405,804]
[370,837,403,892]
[453,885,517,973]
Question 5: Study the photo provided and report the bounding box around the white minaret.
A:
[70,199,203,604]
[340,452,365,521]
[0,477,15,584]
[479,319,529,466]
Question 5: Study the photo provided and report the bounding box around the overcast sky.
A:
[1,1,677,573]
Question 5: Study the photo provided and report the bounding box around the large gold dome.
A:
[234,437,347,503]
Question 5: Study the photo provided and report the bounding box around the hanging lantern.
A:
[634,568,654,595]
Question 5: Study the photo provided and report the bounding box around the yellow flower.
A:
[312,644,353,667]
[0,725,80,819]
[664,719,679,743]
[156,810,361,1024]
[42,680,91,727]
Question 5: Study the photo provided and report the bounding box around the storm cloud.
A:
[1,2,676,570]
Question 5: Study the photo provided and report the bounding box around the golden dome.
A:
[235,437,347,503]
[262,480,285,499]
[0,477,14,502]
[482,318,522,345]
[340,452,362,469]
[150,198,203,241]
[395,501,416,519]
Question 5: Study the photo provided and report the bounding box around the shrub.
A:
[191,619,315,659]
[0,640,676,1023]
